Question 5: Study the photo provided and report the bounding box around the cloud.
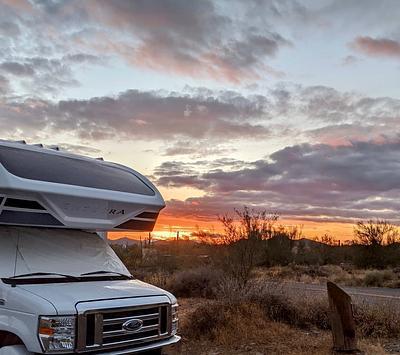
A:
[0,55,104,96]
[0,61,35,76]
[0,21,20,37]
[341,55,359,66]
[0,1,104,96]
[307,124,399,146]
[162,140,237,157]
[156,140,400,223]
[32,0,291,83]
[267,84,400,130]
[1,82,400,148]
[57,143,102,156]
[0,88,270,141]
[0,75,10,95]
[350,36,400,58]
[63,53,103,64]
[0,0,33,13]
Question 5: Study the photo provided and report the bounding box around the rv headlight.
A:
[171,303,179,335]
[38,316,76,352]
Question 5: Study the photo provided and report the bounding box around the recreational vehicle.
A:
[0,140,179,354]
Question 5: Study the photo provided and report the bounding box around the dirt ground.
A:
[164,298,393,355]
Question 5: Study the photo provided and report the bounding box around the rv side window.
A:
[0,146,155,196]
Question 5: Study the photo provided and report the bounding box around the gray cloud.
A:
[0,21,20,37]
[63,53,103,64]
[0,88,270,140]
[0,75,10,95]
[0,54,106,96]
[1,83,400,147]
[156,140,400,223]
[3,0,400,93]
[342,55,359,66]
[268,84,400,131]
[0,61,35,76]
[21,0,291,83]
[0,1,103,96]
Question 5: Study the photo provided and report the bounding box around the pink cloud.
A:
[351,36,400,58]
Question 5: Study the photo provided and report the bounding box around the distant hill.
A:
[295,237,324,248]
[110,235,327,250]
[108,237,141,246]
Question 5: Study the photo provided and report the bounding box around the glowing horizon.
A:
[108,214,357,242]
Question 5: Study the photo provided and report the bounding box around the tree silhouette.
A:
[354,220,399,246]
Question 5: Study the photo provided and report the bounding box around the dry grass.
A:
[165,298,389,355]
[354,301,400,338]
[140,266,400,352]
[146,266,400,339]
[256,265,400,288]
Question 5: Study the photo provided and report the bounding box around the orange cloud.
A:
[351,36,400,58]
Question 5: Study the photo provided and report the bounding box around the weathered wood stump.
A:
[327,281,363,354]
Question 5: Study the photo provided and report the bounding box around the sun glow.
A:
[108,213,356,242]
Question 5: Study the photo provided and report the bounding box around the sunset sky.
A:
[1,0,400,240]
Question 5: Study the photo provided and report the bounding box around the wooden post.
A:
[327,282,362,354]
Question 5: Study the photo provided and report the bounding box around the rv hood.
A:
[0,226,130,278]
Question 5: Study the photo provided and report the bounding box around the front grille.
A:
[77,304,171,352]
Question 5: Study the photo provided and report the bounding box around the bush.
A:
[246,286,330,330]
[364,270,396,287]
[141,271,170,290]
[183,301,230,340]
[181,275,400,343]
[168,267,223,298]
[354,301,400,338]
[182,300,270,343]
[212,277,400,337]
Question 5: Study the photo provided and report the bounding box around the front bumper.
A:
[96,335,181,354]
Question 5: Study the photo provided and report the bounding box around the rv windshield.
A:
[0,226,131,281]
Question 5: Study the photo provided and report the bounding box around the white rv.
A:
[0,141,180,354]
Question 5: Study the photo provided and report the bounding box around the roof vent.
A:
[96,157,104,161]
[33,143,44,148]
[48,145,60,151]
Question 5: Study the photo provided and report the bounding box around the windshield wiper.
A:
[7,272,79,280]
[2,272,80,286]
[81,270,131,279]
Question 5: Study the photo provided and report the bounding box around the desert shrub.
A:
[112,244,143,271]
[363,270,396,287]
[168,267,223,298]
[213,276,247,302]
[182,301,238,340]
[248,288,330,330]
[320,264,343,276]
[213,279,331,331]
[354,301,400,338]
[182,300,272,344]
[142,271,171,289]
[183,277,400,343]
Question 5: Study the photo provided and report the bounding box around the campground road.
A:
[281,281,400,304]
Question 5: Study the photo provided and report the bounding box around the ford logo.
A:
[122,319,143,332]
